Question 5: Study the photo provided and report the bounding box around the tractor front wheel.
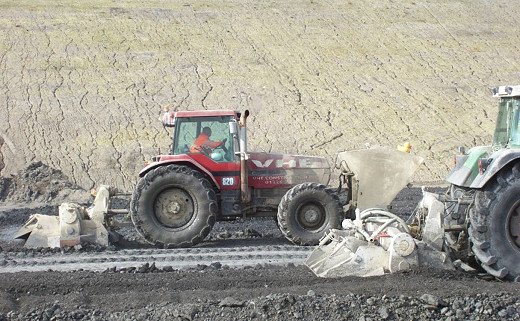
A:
[130,165,217,248]
[471,164,520,281]
[277,183,343,245]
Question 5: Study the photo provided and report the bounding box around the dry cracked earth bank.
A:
[1,0,520,189]
[1,0,520,320]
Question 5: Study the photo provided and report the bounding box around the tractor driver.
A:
[190,126,226,154]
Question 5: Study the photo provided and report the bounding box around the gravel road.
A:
[0,243,311,273]
[0,264,518,320]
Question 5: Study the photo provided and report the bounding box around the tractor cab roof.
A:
[161,108,240,127]
[173,110,238,118]
[491,85,520,98]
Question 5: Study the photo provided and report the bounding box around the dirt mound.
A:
[0,162,87,203]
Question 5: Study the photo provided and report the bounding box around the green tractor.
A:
[446,85,520,281]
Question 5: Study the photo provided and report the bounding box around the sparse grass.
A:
[1,0,518,189]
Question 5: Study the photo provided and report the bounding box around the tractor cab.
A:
[172,114,236,162]
[491,86,520,149]
[162,107,239,162]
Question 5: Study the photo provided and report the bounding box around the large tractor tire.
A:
[471,164,520,281]
[130,165,217,248]
[277,183,343,245]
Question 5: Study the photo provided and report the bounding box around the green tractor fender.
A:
[446,146,520,189]
[446,146,489,187]
[470,148,520,188]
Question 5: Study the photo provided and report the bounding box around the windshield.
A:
[492,98,520,148]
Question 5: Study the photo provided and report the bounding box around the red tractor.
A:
[130,109,344,247]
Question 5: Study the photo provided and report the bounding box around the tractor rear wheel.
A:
[277,183,343,245]
[471,164,520,281]
[130,165,217,248]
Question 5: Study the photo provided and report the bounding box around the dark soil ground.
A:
[1,180,519,320]
[0,264,518,320]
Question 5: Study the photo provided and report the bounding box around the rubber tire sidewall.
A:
[472,170,520,280]
[131,165,217,247]
[277,183,342,246]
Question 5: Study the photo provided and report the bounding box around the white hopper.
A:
[336,147,424,210]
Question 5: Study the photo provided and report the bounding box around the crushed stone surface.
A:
[1,185,518,320]
[0,266,518,320]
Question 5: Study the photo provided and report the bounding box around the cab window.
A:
[509,99,520,147]
[493,100,512,148]
[173,116,234,162]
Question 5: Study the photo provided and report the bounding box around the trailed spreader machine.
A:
[305,147,451,278]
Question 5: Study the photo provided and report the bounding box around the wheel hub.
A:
[296,203,325,230]
[154,188,194,228]
[169,202,181,214]
[304,209,319,224]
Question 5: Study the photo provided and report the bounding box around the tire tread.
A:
[470,163,520,281]
[130,165,217,248]
[277,182,342,245]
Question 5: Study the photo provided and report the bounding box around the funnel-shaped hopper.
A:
[337,147,423,210]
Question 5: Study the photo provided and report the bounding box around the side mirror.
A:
[229,121,238,134]
[458,146,466,155]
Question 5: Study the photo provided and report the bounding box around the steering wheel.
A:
[217,138,232,161]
